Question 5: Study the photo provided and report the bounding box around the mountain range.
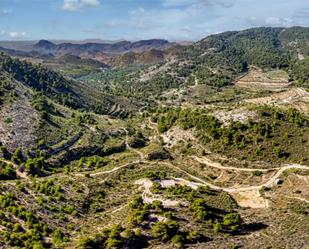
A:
[0,38,179,70]
[0,39,175,55]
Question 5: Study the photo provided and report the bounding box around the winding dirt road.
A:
[75,160,145,177]
[193,156,279,172]
[160,161,309,193]
[1,121,308,210]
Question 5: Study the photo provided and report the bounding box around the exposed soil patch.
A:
[231,190,269,209]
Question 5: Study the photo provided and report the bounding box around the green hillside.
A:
[0,27,309,249]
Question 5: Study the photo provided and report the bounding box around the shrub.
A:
[0,161,17,180]
[151,221,179,242]
[171,234,185,248]
[186,230,203,243]
[252,171,263,177]
[147,149,171,160]
[52,228,65,244]
[190,198,210,221]
[222,213,242,232]
[11,148,24,165]
[128,137,147,148]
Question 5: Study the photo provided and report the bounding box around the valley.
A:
[0,27,308,249]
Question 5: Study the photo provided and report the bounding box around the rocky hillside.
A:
[0,26,308,249]
[0,52,139,116]
[130,27,309,96]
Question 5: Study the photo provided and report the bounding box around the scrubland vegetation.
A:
[0,27,308,248]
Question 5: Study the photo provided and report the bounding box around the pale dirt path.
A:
[151,120,309,208]
[193,156,278,172]
[286,196,309,203]
[75,127,145,177]
[75,160,145,177]
[214,171,224,182]
[104,203,129,215]
[158,161,309,208]
[73,133,309,209]
[170,177,202,190]
[121,127,146,160]
[161,161,309,193]
[234,164,309,192]
[2,120,308,210]
[147,117,158,132]
[47,132,83,156]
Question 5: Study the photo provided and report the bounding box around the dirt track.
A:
[1,118,309,210]
[193,156,278,172]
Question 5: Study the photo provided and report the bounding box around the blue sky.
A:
[0,0,309,41]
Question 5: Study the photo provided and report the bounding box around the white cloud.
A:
[56,0,308,41]
[0,31,26,39]
[62,0,100,11]
[9,32,26,38]
[109,4,219,40]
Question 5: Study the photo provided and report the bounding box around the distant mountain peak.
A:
[34,40,56,49]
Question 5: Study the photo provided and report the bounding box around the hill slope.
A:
[0,27,308,249]
[0,52,139,115]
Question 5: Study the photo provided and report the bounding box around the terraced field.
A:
[236,68,291,91]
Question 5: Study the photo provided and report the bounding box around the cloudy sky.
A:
[0,0,309,41]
